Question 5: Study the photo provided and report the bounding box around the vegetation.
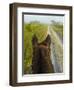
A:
[51,21,63,42]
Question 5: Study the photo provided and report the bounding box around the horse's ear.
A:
[32,35,38,45]
[45,34,51,45]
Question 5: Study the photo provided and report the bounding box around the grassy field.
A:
[24,21,63,74]
[51,21,63,43]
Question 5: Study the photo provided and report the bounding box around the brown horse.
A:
[32,34,54,74]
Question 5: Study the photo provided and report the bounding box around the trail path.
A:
[47,26,63,73]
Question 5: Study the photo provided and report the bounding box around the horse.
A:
[32,34,54,74]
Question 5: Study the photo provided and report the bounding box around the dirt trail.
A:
[47,26,63,73]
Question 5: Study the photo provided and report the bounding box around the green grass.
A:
[51,22,63,41]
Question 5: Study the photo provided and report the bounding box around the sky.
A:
[24,14,64,24]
